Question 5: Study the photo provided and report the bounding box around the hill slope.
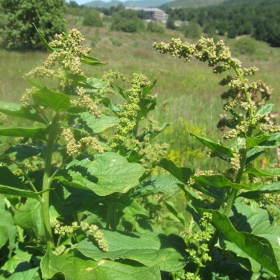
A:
[85,0,172,8]
[161,0,225,9]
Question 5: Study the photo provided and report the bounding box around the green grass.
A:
[1,18,280,170]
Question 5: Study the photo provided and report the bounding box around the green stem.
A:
[41,114,59,250]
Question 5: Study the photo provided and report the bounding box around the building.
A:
[125,7,169,22]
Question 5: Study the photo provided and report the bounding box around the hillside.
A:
[85,0,172,8]
[161,0,225,9]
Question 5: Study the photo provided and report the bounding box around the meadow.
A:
[1,16,280,170]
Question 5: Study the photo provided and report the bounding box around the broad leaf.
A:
[81,54,107,66]
[239,181,280,199]
[115,196,149,217]
[0,166,42,200]
[203,208,280,277]
[0,102,46,124]
[163,201,186,227]
[32,87,71,112]
[75,230,187,272]
[0,198,16,251]
[137,98,156,120]
[14,199,45,238]
[41,250,161,280]
[86,77,108,91]
[157,158,193,184]
[193,174,255,190]
[24,75,45,90]
[4,144,42,161]
[245,165,280,177]
[191,133,233,157]
[0,127,47,140]
[142,80,157,97]
[74,112,119,134]
[8,267,39,280]
[60,152,145,196]
[256,104,274,115]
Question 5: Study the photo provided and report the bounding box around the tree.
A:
[184,21,201,39]
[166,18,176,30]
[227,25,237,38]
[83,9,103,27]
[147,21,165,34]
[111,9,144,33]
[0,0,66,50]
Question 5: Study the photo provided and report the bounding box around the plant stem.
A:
[41,114,59,250]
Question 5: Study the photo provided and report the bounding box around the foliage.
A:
[0,27,280,280]
[234,37,257,56]
[83,9,103,27]
[0,0,66,50]
[184,21,201,39]
[154,37,280,278]
[147,21,165,34]
[110,9,145,33]
[163,0,280,46]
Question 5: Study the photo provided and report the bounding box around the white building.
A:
[125,7,169,22]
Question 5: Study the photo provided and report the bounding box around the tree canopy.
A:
[0,0,66,50]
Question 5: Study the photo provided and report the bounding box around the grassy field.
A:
[1,17,280,169]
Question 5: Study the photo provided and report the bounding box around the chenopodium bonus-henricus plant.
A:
[154,37,280,278]
[0,29,177,280]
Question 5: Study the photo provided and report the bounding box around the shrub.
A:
[234,36,256,56]
[147,21,165,34]
[83,9,103,27]
[184,21,201,39]
[111,9,144,33]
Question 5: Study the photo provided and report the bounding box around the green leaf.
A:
[32,87,71,112]
[33,24,54,52]
[60,152,145,196]
[0,167,42,200]
[142,80,157,97]
[74,112,119,134]
[157,158,193,184]
[256,104,274,115]
[191,133,233,157]
[246,133,280,149]
[136,173,181,196]
[8,267,39,280]
[0,198,16,251]
[75,230,187,272]
[203,208,280,277]
[110,82,128,101]
[137,97,156,120]
[239,181,280,199]
[14,198,45,238]
[246,165,280,177]
[0,127,47,140]
[192,174,254,190]
[41,249,161,280]
[5,144,42,161]
[0,102,47,124]
[81,54,107,66]
[86,77,108,91]
[115,196,149,217]
[163,201,186,227]
[246,147,264,163]
[24,75,45,90]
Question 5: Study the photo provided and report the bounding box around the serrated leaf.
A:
[256,104,274,115]
[41,250,161,280]
[203,208,280,277]
[246,165,280,177]
[193,174,255,190]
[0,102,46,124]
[191,133,233,157]
[75,230,187,272]
[157,158,193,184]
[32,87,71,112]
[60,152,145,196]
[14,199,45,238]
[0,126,47,140]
